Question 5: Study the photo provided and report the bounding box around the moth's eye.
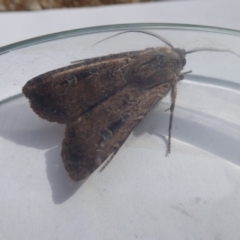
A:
[182,58,186,66]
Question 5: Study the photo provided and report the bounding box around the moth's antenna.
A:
[93,30,174,48]
[186,47,240,58]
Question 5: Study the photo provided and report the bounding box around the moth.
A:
[22,30,234,181]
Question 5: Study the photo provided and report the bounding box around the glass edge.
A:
[0,93,23,106]
[1,23,240,55]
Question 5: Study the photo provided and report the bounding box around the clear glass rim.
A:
[1,23,240,55]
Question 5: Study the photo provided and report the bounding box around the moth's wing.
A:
[22,49,152,124]
[22,47,183,124]
[61,82,171,181]
[22,53,132,123]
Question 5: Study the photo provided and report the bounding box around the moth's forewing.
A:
[61,82,173,181]
[22,47,184,124]
[22,54,129,123]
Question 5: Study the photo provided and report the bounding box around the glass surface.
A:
[1,23,240,240]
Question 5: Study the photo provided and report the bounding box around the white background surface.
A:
[1,0,240,47]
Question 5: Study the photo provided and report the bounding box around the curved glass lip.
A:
[1,23,240,55]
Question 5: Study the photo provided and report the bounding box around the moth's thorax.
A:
[123,47,186,88]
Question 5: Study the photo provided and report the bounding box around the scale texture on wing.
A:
[22,47,184,124]
[61,82,172,181]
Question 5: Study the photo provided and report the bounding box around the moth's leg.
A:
[164,71,191,110]
[167,71,192,153]
[168,83,177,154]
[117,63,131,83]
[179,70,192,80]
[118,69,126,83]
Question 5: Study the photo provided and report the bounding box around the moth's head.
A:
[173,48,186,67]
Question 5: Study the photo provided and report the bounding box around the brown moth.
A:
[22,30,233,181]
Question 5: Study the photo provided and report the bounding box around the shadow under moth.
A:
[22,30,235,181]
